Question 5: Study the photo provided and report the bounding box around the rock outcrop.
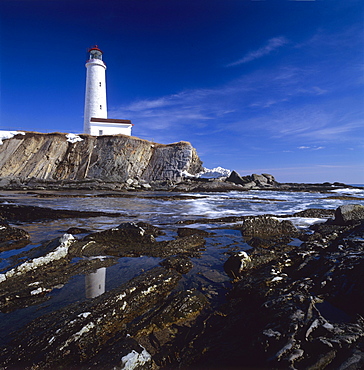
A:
[226,171,278,189]
[0,132,203,184]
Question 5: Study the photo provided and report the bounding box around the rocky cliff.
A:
[0,132,203,184]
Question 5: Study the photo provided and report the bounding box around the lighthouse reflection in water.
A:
[85,268,106,298]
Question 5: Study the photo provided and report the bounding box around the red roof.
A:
[90,117,132,125]
[88,45,103,53]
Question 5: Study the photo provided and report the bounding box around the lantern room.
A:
[88,45,103,61]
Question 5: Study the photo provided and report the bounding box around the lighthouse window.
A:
[100,105,102,110]
[99,82,102,87]
[99,130,103,136]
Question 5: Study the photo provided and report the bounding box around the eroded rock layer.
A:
[0,132,203,182]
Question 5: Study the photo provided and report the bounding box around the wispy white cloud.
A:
[297,120,363,141]
[226,36,289,67]
[298,146,325,150]
[110,29,362,147]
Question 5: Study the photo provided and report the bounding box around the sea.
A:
[1,186,364,346]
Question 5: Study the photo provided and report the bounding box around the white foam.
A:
[330,188,364,195]
[281,217,327,229]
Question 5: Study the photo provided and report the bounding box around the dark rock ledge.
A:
[0,203,122,222]
[188,206,364,369]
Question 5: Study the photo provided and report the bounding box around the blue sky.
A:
[0,0,363,183]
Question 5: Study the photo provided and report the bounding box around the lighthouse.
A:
[83,46,133,136]
[83,46,107,134]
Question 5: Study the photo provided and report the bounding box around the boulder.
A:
[262,173,276,184]
[252,173,268,186]
[225,171,252,186]
[224,251,251,279]
[333,204,364,225]
[242,181,256,189]
[226,172,276,188]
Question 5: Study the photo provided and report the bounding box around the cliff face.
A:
[0,132,203,183]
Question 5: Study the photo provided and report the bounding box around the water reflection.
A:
[85,267,106,298]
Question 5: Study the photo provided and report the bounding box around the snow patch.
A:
[197,166,231,179]
[182,166,231,179]
[66,133,83,143]
[0,131,25,145]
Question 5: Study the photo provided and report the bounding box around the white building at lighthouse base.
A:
[89,117,133,136]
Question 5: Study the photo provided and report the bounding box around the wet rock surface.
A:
[0,196,363,369]
[81,222,205,258]
[0,218,29,244]
[159,255,194,274]
[0,234,118,313]
[1,266,182,369]
[0,203,122,222]
[240,215,300,238]
[178,215,364,369]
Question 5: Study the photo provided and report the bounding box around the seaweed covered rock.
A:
[241,215,299,238]
[160,255,194,274]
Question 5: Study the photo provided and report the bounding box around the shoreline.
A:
[0,191,363,369]
[0,175,361,193]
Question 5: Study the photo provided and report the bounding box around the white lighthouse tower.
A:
[83,46,132,136]
[83,46,107,134]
